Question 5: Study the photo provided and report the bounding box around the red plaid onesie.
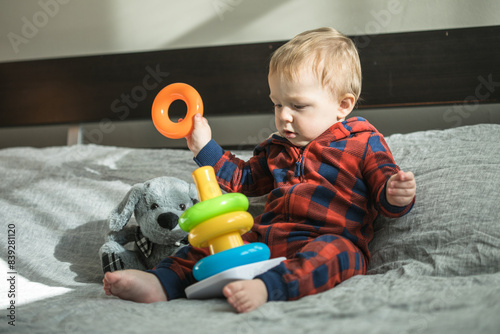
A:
[150,117,414,301]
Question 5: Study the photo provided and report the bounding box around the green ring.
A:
[179,193,249,232]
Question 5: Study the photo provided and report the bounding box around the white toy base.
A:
[185,257,286,299]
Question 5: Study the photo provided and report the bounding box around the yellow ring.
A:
[188,211,253,250]
[179,193,248,232]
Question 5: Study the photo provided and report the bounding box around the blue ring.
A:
[193,243,271,281]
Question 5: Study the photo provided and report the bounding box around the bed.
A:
[1,26,500,333]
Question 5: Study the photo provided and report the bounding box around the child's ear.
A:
[337,94,356,120]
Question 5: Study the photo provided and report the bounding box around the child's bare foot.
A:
[222,279,268,313]
[103,269,167,303]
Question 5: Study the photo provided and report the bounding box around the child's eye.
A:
[272,104,282,113]
[294,105,306,110]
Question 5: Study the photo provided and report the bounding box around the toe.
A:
[222,285,234,299]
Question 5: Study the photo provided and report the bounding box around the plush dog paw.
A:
[101,252,125,273]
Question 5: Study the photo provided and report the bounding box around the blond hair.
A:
[269,27,362,102]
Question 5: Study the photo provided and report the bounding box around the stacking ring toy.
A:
[180,166,271,281]
[193,243,271,281]
[151,83,203,139]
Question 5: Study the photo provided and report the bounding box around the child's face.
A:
[269,67,348,147]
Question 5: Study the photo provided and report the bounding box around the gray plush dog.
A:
[99,176,198,273]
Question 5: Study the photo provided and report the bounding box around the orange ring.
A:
[151,83,203,139]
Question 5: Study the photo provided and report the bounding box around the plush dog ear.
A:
[108,184,144,231]
[189,183,199,204]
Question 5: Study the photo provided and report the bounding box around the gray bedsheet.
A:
[1,124,499,333]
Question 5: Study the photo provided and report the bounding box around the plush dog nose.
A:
[157,212,179,230]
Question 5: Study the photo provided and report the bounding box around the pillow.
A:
[368,124,500,276]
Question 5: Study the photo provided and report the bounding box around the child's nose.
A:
[278,107,293,123]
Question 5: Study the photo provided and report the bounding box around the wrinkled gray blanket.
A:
[1,124,499,333]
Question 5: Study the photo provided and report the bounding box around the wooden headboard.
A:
[0,25,499,128]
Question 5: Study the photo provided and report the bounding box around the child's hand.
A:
[386,170,416,207]
[186,113,212,156]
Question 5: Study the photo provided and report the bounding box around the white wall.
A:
[1,0,499,62]
[1,0,499,148]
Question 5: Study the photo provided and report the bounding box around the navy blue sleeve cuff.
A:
[146,267,186,300]
[255,265,289,301]
[193,139,225,167]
